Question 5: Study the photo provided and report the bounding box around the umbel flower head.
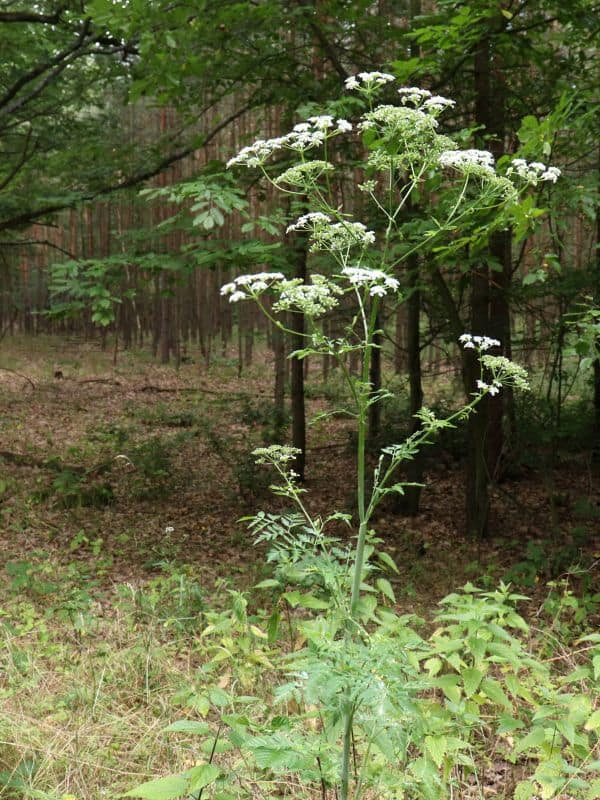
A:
[226,117,352,169]
[507,158,561,184]
[345,71,396,91]
[220,272,285,302]
[252,445,302,465]
[342,267,400,297]
[274,275,342,316]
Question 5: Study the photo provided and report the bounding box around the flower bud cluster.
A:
[481,355,530,391]
[310,221,376,251]
[252,445,301,465]
[274,275,342,316]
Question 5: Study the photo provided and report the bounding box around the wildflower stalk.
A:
[220,75,545,800]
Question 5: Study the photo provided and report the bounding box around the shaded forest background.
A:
[1,4,600,800]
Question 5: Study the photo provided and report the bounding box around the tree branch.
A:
[0,6,68,24]
[0,18,92,114]
[0,102,253,232]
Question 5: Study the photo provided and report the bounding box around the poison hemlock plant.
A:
[128,75,598,800]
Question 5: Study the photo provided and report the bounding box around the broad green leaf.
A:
[164,720,211,735]
[424,657,443,676]
[376,578,396,603]
[480,678,512,709]
[267,610,280,643]
[425,735,447,768]
[124,775,188,799]
[254,579,280,589]
[556,718,576,745]
[461,667,483,697]
[586,779,600,799]
[514,780,536,800]
[434,675,461,704]
[496,715,525,734]
[250,625,268,639]
[190,695,210,716]
[514,726,546,754]
[584,709,600,731]
[377,551,400,574]
[208,687,230,708]
[187,764,220,793]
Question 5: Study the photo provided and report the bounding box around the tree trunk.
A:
[465,25,510,538]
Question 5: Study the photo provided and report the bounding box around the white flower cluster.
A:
[274,274,342,316]
[459,333,501,351]
[440,149,495,173]
[252,445,301,465]
[342,266,400,297]
[220,271,284,303]
[345,71,395,90]
[476,378,501,396]
[397,87,455,115]
[226,117,351,168]
[286,212,331,233]
[507,158,561,184]
[310,221,376,251]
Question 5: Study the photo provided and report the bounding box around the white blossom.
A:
[397,87,432,104]
[459,333,501,351]
[227,115,351,169]
[336,118,353,132]
[440,149,495,173]
[422,95,456,113]
[507,158,561,184]
[342,266,400,296]
[221,272,284,302]
[345,71,395,91]
[308,115,335,129]
[286,212,332,233]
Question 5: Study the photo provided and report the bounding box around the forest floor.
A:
[1,334,598,601]
[0,335,598,799]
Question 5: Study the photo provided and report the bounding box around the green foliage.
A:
[32,467,115,509]
[126,433,190,500]
[47,257,134,327]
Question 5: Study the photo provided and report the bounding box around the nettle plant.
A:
[128,77,598,800]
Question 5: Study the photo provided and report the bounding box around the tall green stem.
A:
[340,295,379,800]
